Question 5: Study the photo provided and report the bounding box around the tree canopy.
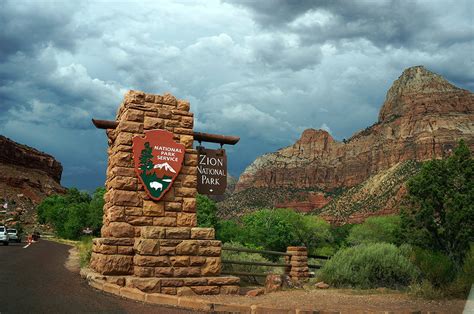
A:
[37,187,105,239]
[401,140,474,266]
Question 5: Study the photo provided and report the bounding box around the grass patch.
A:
[77,236,93,268]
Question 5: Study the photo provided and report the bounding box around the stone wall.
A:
[89,90,239,295]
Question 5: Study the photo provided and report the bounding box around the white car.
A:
[7,228,20,243]
[0,226,10,245]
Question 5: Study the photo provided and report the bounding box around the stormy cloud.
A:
[0,0,472,191]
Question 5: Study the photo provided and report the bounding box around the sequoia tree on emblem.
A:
[132,130,186,200]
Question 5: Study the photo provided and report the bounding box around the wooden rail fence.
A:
[221,246,330,281]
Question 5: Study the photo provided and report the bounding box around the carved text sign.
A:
[197,147,227,195]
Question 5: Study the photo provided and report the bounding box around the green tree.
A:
[239,208,333,254]
[216,219,243,243]
[37,187,104,240]
[140,142,154,175]
[401,140,474,266]
[87,187,105,234]
[347,215,401,246]
[196,194,218,228]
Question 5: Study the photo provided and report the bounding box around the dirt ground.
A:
[199,287,468,313]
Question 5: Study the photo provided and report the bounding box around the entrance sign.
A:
[197,147,227,195]
[132,130,185,200]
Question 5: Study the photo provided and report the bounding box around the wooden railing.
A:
[221,246,290,278]
[221,246,330,281]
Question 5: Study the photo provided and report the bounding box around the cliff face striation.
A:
[229,66,474,221]
[0,135,65,226]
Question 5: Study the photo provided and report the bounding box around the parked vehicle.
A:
[7,229,21,243]
[0,226,10,245]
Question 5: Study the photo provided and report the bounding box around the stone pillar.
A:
[89,90,239,295]
[286,246,309,282]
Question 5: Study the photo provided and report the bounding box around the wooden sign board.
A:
[197,147,227,195]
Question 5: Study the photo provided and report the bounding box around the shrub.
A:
[330,223,354,248]
[319,243,419,289]
[196,194,218,228]
[409,247,456,287]
[77,236,93,267]
[240,208,333,255]
[448,243,474,297]
[346,215,401,246]
[216,219,243,244]
[222,242,282,284]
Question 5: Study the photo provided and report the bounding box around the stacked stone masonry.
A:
[286,246,310,281]
[90,90,239,295]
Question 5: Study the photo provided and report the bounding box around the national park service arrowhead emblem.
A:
[132,130,185,201]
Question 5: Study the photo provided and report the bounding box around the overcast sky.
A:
[1,0,473,191]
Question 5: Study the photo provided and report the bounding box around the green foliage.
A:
[403,244,474,299]
[347,215,401,246]
[78,236,93,267]
[216,219,243,243]
[404,246,456,287]
[239,208,332,254]
[319,243,419,289]
[451,243,474,296]
[37,187,104,240]
[330,223,354,248]
[401,140,474,266]
[196,194,218,228]
[222,242,282,284]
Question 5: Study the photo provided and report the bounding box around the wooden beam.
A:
[92,119,118,129]
[193,132,240,145]
[92,118,240,145]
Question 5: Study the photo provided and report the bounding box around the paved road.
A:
[0,240,200,313]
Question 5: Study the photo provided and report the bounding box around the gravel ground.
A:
[199,288,468,313]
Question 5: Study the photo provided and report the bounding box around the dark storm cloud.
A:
[0,1,97,61]
[0,0,472,191]
[228,0,472,50]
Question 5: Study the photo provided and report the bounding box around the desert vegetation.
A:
[36,140,473,298]
[199,140,473,298]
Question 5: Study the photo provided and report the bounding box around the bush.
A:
[319,243,419,289]
[216,219,243,244]
[222,242,282,284]
[77,236,93,267]
[239,208,333,255]
[408,247,456,287]
[196,194,218,228]
[330,223,354,248]
[404,244,473,299]
[346,215,401,246]
[448,243,474,297]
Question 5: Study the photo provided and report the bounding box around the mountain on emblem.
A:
[153,162,177,173]
[132,129,186,201]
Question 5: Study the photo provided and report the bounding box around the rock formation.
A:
[0,135,65,226]
[231,66,474,220]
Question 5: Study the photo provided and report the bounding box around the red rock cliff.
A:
[235,66,474,193]
[0,135,65,204]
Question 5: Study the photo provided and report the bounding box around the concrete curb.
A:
[81,269,427,314]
